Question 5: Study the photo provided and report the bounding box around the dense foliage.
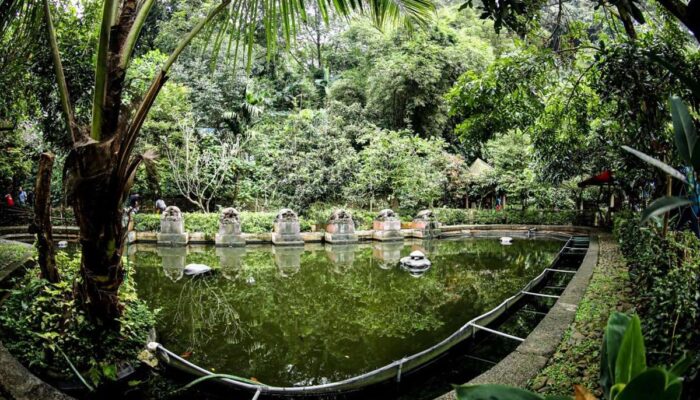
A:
[613,213,700,398]
[0,252,155,387]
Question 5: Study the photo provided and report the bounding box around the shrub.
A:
[613,213,700,396]
[432,208,577,225]
[132,211,314,233]
[132,213,160,231]
[0,252,156,388]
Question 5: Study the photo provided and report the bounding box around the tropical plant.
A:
[1,0,435,326]
[622,96,699,226]
[455,313,691,400]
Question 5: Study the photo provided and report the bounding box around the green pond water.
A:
[127,237,562,387]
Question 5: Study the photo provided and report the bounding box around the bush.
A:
[132,211,314,233]
[613,213,700,397]
[0,252,156,388]
[433,208,576,225]
[132,208,577,234]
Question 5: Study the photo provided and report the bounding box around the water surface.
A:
[128,237,561,386]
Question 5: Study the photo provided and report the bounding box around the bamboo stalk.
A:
[42,0,79,143]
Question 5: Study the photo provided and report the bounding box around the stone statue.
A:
[376,208,398,221]
[219,207,241,225]
[324,209,358,244]
[161,206,182,222]
[215,207,244,247]
[158,206,188,246]
[272,208,303,245]
[372,208,402,241]
[276,208,298,222]
[412,209,441,239]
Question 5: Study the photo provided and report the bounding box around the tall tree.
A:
[1,0,435,327]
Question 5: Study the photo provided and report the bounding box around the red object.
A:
[4,194,14,207]
[578,170,614,187]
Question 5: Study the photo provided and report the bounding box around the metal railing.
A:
[149,233,589,396]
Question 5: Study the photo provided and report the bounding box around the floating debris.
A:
[183,263,212,276]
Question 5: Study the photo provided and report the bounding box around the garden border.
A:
[433,232,600,400]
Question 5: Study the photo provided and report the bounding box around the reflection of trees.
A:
[172,278,245,353]
[130,238,562,385]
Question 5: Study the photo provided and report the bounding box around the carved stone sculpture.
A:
[324,209,358,244]
[157,206,188,246]
[411,209,442,239]
[272,208,303,246]
[215,207,245,247]
[372,208,403,241]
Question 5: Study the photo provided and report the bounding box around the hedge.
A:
[132,211,313,234]
[132,207,577,234]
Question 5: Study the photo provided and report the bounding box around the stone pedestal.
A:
[273,246,304,276]
[372,241,404,269]
[157,206,188,246]
[372,209,403,241]
[324,209,358,243]
[158,247,187,281]
[272,208,304,246]
[411,209,442,239]
[215,207,245,247]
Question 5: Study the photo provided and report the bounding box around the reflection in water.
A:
[272,246,304,277]
[157,247,187,282]
[372,241,403,269]
[216,247,246,280]
[130,238,562,386]
[324,244,358,271]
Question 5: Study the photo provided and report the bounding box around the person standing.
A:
[18,187,27,206]
[128,193,140,213]
[155,198,167,214]
[4,193,14,207]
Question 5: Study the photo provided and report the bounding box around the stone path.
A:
[527,233,632,397]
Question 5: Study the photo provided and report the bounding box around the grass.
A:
[527,234,633,397]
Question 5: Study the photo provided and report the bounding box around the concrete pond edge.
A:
[0,227,598,400]
[434,232,600,400]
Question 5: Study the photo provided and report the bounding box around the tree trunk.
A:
[66,142,127,327]
[32,152,60,283]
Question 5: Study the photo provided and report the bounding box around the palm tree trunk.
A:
[66,142,128,326]
[32,152,60,283]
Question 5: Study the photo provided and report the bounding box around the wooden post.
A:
[32,152,60,283]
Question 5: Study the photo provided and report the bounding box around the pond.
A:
[126,237,562,388]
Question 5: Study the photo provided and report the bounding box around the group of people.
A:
[4,187,32,208]
[127,193,168,214]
